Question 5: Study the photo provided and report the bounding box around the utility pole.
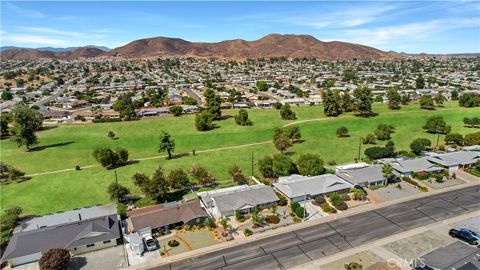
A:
[115,170,119,203]
[357,137,362,162]
[251,152,254,179]
[303,192,307,221]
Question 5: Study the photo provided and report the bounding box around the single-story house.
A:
[426,151,480,173]
[126,199,209,233]
[1,213,120,267]
[273,174,353,203]
[383,158,443,177]
[20,204,117,232]
[335,164,386,187]
[198,185,279,219]
[41,110,70,120]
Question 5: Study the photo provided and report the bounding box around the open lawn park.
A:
[1,101,479,215]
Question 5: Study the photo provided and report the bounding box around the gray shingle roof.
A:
[1,214,120,261]
[20,204,117,232]
[389,158,442,174]
[273,174,353,199]
[199,185,279,213]
[336,165,384,185]
[426,151,480,167]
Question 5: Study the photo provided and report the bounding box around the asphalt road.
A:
[149,186,480,270]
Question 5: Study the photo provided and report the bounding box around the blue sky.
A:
[1,1,479,53]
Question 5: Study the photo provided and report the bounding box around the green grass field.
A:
[1,101,478,215]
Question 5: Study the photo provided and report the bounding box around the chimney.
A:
[78,213,82,221]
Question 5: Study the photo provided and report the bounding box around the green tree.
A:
[386,89,401,110]
[39,248,70,270]
[416,75,425,89]
[353,87,374,116]
[410,138,432,154]
[107,130,116,139]
[463,117,480,128]
[272,154,296,177]
[280,104,296,120]
[256,80,269,91]
[336,126,349,138]
[11,104,43,150]
[116,147,129,164]
[234,109,252,126]
[273,133,292,153]
[464,131,480,146]
[258,155,274,178]
[229,165,247,184]
[322,90,342,116]
[0,113,10,137]
[1,91,13,101]
[374,124,395,141]
[445,133,464,146]
[167,168,190,190]
[195,110,214,131]
[400,94,410,105]
[423,116,451,134]
[458,93,480,107]
[107,182,130,201]
[158,131,175,159]
[169,105,183,116]
[93,148,118,168]
[219,217,230,233]
[113,94,136,120]
[341,92,355,112]
[296,153,325,176]
[381,163,393,183]
[149,167,169,200]
[204,88,222,120]
[189,165,215,186]
[362,134,377,145]
[419,94,435,110]
[434,94,445,106]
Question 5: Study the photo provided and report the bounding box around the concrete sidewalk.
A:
[127,173,479,270]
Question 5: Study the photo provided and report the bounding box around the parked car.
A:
[143,235,157,251]
[449,228,479,245]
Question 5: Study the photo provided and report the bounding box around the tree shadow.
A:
[354,112,379,118]
[68,256,87,270]
[168,153,190,160]
[219,115,233,120]
[284,151,295,156]
[29,141,75,152]
[39,125,59,131]
[108,160,139,170]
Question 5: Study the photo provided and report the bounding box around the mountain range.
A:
[0,45,110,52]
[1,34,477,61]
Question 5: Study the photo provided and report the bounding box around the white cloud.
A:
[282,5,397,29]
[340,18,480,47]
[4,2,45,19]
[18,27,86,38]
[1,34,69,46]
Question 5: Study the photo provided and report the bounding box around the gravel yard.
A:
[374,182,421,201]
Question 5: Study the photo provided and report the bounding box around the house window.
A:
[86,244,95,248]
[103,240,111,244]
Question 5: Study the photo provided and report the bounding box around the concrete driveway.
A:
[68,246,127,270]
[304,200,328,220]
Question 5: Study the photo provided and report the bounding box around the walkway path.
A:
[24,106,461,178]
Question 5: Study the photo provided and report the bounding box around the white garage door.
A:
[11,253,42,267]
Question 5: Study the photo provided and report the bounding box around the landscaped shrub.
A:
[244,228,253,236]
[402,177,428,192]
[291,202,300,212]
[321,202,333,213]
[278,196,288,206]
[333,201,348,211]
[294,206,307,218]
[419,186,428,192]
[412,172,430,180]
[75,165,80,171]
[313,196,326,205]
[134,197,156,208]
[265,215,281,224]
[352,188,366,201]
[293,216,301,223]
[341,193,351,201]
[168,239,179,247]
[117,203,127,218]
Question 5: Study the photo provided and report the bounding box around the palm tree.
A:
[382,163,394,184]
[250,208,264,228]
[219,217,230,236]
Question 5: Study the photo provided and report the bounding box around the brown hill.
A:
[1,34,397,60]
[108,34,394,60]
[1,47,104,60]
